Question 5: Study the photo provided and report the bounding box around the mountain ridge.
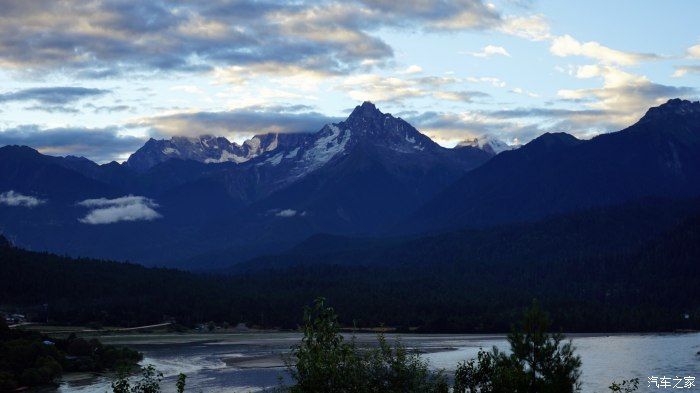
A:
[124,101,498,172]
[403,98,700,234]
[0,102,492,267]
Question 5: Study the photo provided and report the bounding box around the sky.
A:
[0,0,698,163]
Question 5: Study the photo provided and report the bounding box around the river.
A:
[47,332,699,393]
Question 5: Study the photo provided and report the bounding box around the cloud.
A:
[77,195,161,224]
[673,65,700,78]
[688,44,700,59]
[24,105,81,114]
[467,76,507,88]
[138,105,341,138]
[0,87,109,105]
[406,110,546,146]
[550,35,660,66]
[487,107,607,119]
[498,14,550,41]
[404,84,697,147]
[467,45,510,58]
[557,65,696,127]
[433,90,491,102]
[83,104,133,113]
[275,208,305,217]
[349,0,500,31]
[339,73,489,103]
[0,0,503,79]
[399,65,423,74]
[0,125,146,163]
[0,190,46,207]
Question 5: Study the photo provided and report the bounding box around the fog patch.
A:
[78,195,161,224]
[273,208,306,218]
[0,190,46,207]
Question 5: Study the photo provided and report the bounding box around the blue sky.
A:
[0,0,698,162]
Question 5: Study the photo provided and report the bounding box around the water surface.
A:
[49,332,700,393]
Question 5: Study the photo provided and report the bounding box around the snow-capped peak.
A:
[457,135,513,155]
[125,134,285,170]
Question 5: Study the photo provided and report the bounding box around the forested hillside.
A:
[2,198,699,332]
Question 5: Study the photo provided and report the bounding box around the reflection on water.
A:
[49,332,700,393]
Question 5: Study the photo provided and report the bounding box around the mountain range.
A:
[1,99,699,269]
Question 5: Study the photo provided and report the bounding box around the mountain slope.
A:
[0,102,491,267]
[0,145,118,202]
[233,197,700,272]
[3,198,700,332]
[405,99,700,233]
[247,102,492,233]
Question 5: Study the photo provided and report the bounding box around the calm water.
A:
[49,332,700,393]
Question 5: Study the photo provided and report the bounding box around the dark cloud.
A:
[0,0,502,78]
[0,125,145,163]
[83,104,133,114]
[358,0,500,29]
[0,87,109,105]
[24,105,81,114]
[140,106,342,137]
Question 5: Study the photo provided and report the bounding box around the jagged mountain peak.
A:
[639,98,700,124]
[126,134,250,171]
[348,101,383,121]
[338,102,437,153]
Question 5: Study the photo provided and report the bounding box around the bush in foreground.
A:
[453,302,582,392]
[0,317,141,390]
[287,297,448,393]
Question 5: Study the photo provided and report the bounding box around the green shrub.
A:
[286,297,447,393]
[453,301,581,393]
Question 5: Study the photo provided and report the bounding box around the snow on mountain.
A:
[125,133,301,171]
[125,101,486,178]
[457,134,514,155]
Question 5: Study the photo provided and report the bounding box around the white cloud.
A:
[408,110,541,147]
[276,209,299,217]
[78,195,161,224]
[510,87,538,98]
[499,14,551,41]
[0,190,46,208]
[339,73,462,103]
[273,208,307,218]
[688,44,700,58]
[466,76,507,88]
[673,65,700,78]
[467,45,510,58]
[399,65,423,74]
[550,35,658,66]
[557,65,695,127]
